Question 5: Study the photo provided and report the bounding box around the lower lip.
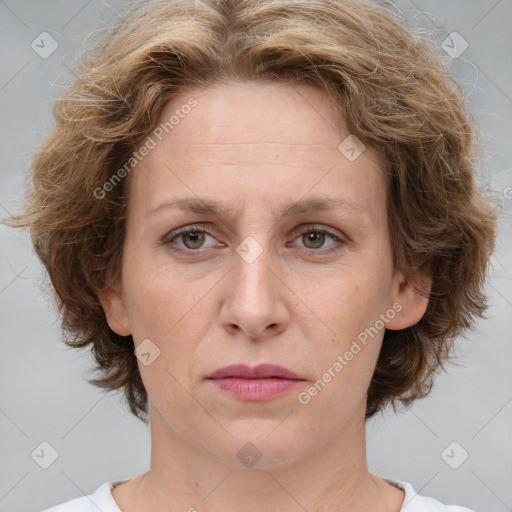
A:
[207,377,303,401]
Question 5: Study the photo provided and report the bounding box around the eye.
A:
[290,225,346,255]
[161,223,347,256]
[162,225,220,252]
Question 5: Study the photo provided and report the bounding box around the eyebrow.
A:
[146,196,368,220]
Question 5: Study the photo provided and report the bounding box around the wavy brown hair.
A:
[2,0,498,423]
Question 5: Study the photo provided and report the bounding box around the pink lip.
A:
[206,364,305,401]
[207,363,303,380]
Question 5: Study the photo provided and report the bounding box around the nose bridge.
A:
[220,234,289,338]
[232,234,275,306]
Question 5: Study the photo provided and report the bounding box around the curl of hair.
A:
[3,0,498,422]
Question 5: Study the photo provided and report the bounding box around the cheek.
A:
[302,267,390,337]
[121,243,186,330]
[294,266,390,399]
[297,284,385,423]
[122,256,217,365]
[123,275,172,339]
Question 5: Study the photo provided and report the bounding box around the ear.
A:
[385,271,431,330]
[98,283,131,337]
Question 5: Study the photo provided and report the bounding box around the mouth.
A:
[206,363,305,401]
[206,363,304,380]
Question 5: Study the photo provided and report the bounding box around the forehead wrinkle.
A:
[171,142,343,167]
[193,162,328,169]
[146,196,369,224]
[177,142,333,147]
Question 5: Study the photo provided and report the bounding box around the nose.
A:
[219,240,290,340]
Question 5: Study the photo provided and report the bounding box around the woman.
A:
[3,0,497,510]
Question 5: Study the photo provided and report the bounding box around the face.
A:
[100,80,429,469]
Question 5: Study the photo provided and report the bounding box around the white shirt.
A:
[41,476,478,511]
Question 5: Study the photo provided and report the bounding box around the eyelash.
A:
[161,224,347,257]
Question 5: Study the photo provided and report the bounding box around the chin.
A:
[204,422,314,470]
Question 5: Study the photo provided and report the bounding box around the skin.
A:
[99,80,431,512]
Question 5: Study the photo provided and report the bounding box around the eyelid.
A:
[161,223,218,245]
[290,224,348,251]
[161,222,349,254]
[163,222,345,238]
[293,223,343,238]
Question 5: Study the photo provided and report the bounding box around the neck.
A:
[114,400,404,512]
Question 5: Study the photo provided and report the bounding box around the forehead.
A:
[162,80,347,149]
[128,80,387,221]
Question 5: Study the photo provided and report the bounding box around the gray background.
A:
[0,1,511,511]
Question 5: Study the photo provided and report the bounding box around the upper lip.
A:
[207,363,304,380]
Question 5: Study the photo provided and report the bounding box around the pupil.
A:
[182,232,326,250]
[185,232,205,249]
[304,232,324,248]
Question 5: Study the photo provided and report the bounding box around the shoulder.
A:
[382,477,479,512]
[40,480,124,512]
